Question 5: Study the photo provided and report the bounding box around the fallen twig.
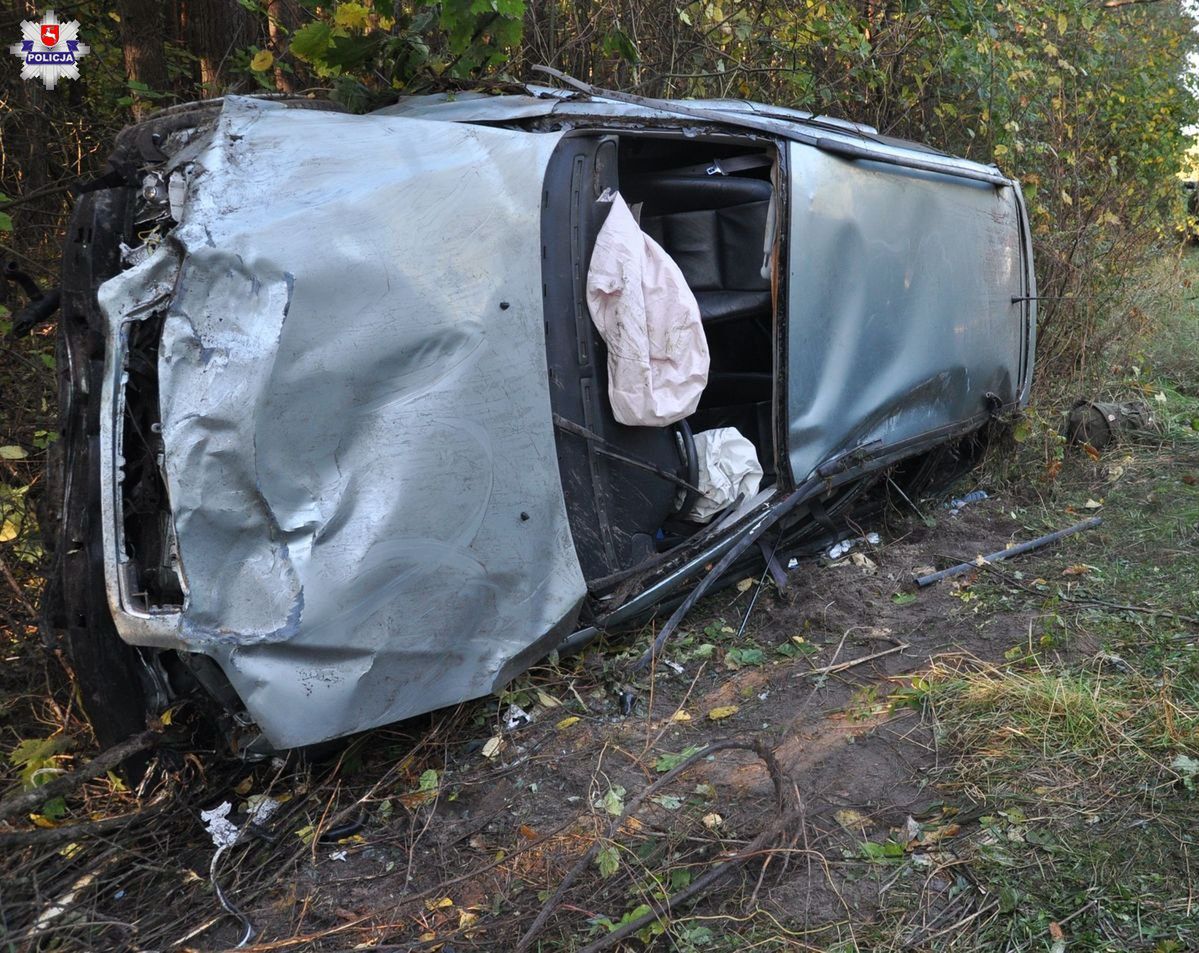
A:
[801,643,910,678]
[0,802,167,846]
[980,562,1199,627]
[574,812,803,953]
[515,738,791,952]
[0,729,158,823]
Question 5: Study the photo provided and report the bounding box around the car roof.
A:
[375,83,1005,187]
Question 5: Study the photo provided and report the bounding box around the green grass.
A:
[848,253,1199,952]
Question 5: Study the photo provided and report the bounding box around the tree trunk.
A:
[266,0,299,93]
[185,0,253,93]
[116,0,170,118]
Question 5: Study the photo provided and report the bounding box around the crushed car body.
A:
[47,83,1035,750]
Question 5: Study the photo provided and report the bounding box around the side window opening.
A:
[542,132,783,587]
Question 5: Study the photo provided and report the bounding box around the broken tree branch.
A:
[801,642,910,678]
[515,738,791,952]
[0,729,158,823]
[0,802,167,847]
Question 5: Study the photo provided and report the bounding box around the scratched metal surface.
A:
[784,143,1035,483]
[97,98,584,748]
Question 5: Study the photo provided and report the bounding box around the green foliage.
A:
[282,0,526,99]
[9,734,71,790]
[515,0,1194,381]
[596,843,620,877]
[654,745,704,773]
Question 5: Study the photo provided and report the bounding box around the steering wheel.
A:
[673,418,700,517]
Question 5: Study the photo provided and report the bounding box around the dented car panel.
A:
[784,144,1034,484]
[98,99,584,747]
[55,88,1035,750]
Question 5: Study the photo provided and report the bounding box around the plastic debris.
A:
[200,802,241,850]
[199,796,281,948]
[945,489,988,514]
[504,704,532,731]
[826,532,880,560]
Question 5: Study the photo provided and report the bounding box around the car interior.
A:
[541,132,783,584]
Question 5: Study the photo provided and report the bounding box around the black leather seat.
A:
[541,137,693,583]
[628,175,773,325]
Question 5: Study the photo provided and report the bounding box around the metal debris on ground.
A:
[945,489,988,514]
[913,516,1104,587]
[198,796,281,948]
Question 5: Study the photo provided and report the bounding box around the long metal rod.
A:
[914,516,1103,587]
[552,413,702,494]
[631,472,825,672]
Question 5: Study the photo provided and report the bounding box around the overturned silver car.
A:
[46,83,1035,750]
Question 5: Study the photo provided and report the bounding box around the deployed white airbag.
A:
[586,194,709,427]
[687,428,764,523]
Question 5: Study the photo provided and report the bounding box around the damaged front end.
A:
[51,97,588,750]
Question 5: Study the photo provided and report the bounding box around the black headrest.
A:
[625,174,772,214]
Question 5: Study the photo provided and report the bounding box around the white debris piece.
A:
[504,704,532,731]
[200,801,241,850]
[687,428,764,523]
[826,532,880,560]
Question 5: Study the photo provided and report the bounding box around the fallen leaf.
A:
[555,716,580,730]
[518,824,538,839]
[1046,459,1062,480]
[702,812,723,829]
[249,49,274,71]
[535,690,561,708]
[850,552,877,570]
[707,705,739,721]
[834,808,873,831]
[595,785,626,816]
[481,736,503,759]
[669,709,691,723]
[736,577,754,593]
[1084,498,1103,509]
[596,844,620,877]
[1082,442,1101,462]
[0,445,28,460]
[1049,921,1065,941]
[425,896,454,911]
[921,822,960,844]
[1061,564,1090,576]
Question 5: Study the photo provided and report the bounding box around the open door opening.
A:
[542,132,783,587]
